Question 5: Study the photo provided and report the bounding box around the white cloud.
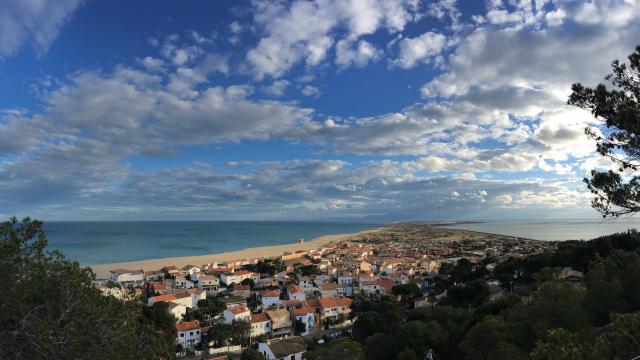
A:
[301,85,320,97]
[0,0,84,59]
[246,0,419,78]
[263,80,290,97]
[335,40,382,68]
[390,31,448,69]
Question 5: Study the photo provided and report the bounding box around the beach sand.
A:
[90,228,382,279]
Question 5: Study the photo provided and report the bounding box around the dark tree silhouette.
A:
[569,45,640,217]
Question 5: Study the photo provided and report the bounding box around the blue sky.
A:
[1,0,639,221]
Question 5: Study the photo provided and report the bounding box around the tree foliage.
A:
[307,337,365,360]
[0,217,174,359]
[569,45,640,217]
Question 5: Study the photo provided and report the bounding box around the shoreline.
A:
[89,228,383,279]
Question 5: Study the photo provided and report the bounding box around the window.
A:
[180,333,184,337]
[189,331,193,336]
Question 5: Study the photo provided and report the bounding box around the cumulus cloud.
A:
[335,40,382,68]
[390,31,448,69]
[246,0,419,78]
[0,0,84,59]
[3,0,637,220]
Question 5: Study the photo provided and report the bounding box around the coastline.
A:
[89,228,383,279]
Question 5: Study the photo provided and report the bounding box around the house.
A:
[305,297,352,326]
[220,270,254,286]
[148,293,179,307]
[223,305,251,324]
[266,309,292,338]
[198,274,220,295]
[292,307,314,335]
[250,313,272,338]
[145,270,164,282]
[179,265,202,277]
[359,279,394,295]
[261,290,281,308]
[186,288,207,307]
[148,288,206,308]
[162,265,178,275]
[232,284,251,298]
[175,275,195,289]
[287,284,306,301]
[318,283,340,298]
[167,302,187,321]
[109,269,144,284]
[223,295,247,309]
[176,320,202,348]
[298,276,315,289]
[337,272,354,285]
[258,336,307,360]
[560,268,584,282]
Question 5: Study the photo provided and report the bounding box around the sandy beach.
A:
[90,228,382,279]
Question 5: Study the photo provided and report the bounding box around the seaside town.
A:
[96,223,560,359]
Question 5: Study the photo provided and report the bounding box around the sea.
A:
[43,221,381,265]
[42,219,640,266]
[438,219,640,241]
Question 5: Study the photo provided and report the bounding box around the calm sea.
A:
[43,221,380,265]
[439,219,640,241]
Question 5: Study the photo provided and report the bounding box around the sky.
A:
[0,0,639,221]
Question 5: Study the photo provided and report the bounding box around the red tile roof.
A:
[229,306,249,315]
[262,290,280,297]
[250,313,270,323]
[292,307,313,316]
[318,297,352,309]
[176,320,200,331]
[151,294,177,302]
[287,284,304,294]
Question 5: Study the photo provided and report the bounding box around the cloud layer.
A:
[1,0,639,220]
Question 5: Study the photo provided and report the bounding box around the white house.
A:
[250,313,272,338]
[109,269,144,284]
[298,277,315,290]
[261,290,281,308]
[197,274,220,295]
[223,305,251,324]
[258,336,307,360]
[337,272,354,285]
[359,279,394,296]
[176,320,202,348]
[317,297,352,322]
[174,275,195,289]
[220,270,254,286]
[266,309,292,338]
[287,284,306,301]
[167,302,187,321]
[292,307,314,335]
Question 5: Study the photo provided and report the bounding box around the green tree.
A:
[392,283,421,301]
[459,315,509,360]
[352,311,383,342]
[364,333,394,360]
[531,328,592,360]
[208,323,233,346]
[142,301,178,347]
[232,319,251,345]
[0,217,174,359]
[568,45,640,217]
[240,348,266,360]
[585,262,624,325]
[197,297,226,319]
[307,337,365,360]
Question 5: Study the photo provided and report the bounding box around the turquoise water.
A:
[43,221,380,265]
[440,219,640,241]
